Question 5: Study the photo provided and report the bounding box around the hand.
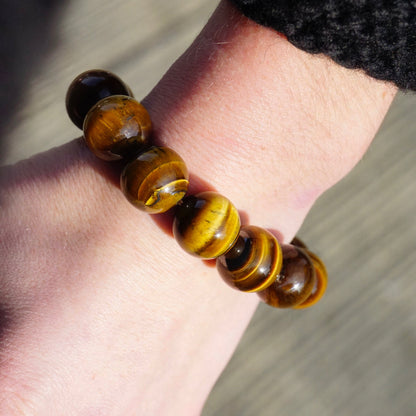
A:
[0,1,396,414]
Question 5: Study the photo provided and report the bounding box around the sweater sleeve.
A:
[230,0,416,91]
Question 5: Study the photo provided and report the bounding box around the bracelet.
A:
[66,69,327,309]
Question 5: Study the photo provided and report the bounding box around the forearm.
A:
[144,0,395,235]
[0,1,396,414]
[231,0,416,91]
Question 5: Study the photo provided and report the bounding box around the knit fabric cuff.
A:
[230,0,416,91]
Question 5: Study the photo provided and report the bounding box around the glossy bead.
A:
[217,226,283,292]
[66,69,133,129]
[121,146,189,214]
[83,95,151,161]
[173,191,240,259]
[294,250,328,309]
[258,244,316,308]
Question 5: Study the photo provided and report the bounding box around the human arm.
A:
[0,1,397,414]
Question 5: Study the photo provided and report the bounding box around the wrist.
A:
[0,0,397,414]
[144,0,396,240]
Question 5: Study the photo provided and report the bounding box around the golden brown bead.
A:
[120,146,189,214]
[173,191,240,259]
[258,244,316,308]
[83,95,151,161]
[294,250,328,309]
[216,225,283,292]
[66,69,133,130]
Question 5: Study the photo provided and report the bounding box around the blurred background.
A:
[2,0,415,415]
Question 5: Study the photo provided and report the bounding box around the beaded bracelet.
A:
[66,69,327,309]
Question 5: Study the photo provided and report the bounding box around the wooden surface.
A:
[2,1,416,415]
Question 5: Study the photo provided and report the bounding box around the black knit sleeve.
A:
[230,0,416,91]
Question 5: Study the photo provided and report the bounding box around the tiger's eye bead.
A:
[83,95,151,161]
[173,191,240,259]
[121,146,189,214]
[294,251,328,309]
[216,226,283,292]
[66,69,133,129]
[258,244,316,308]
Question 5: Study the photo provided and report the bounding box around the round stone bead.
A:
[217,225,283,292]
[173,192,240,259]
[294,250,328,309]
[83,95,151,161]
[66,69,133,129]
[258,244,316,308]
[121,146,189,214]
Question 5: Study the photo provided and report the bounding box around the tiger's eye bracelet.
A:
[66,69,328,309]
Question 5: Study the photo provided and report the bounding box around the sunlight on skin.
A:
[0,1,396,414]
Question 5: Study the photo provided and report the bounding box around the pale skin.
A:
[0,1,396,415]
